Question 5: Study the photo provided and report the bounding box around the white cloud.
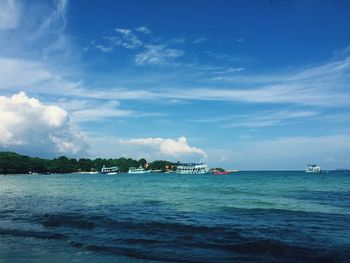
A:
[94,44,113,53]
[170,85,350,107]
[195,109,319,128]
[42,55,350,107]
[0,0,73,63]
[93,26,144,52]
[115,27,142,49]
[100,27,143,50]
[0,0,20,30]
[214,56,350,85]
[120,136,207,158]
[0,57,53,89]
[0,92,87,155]
[33,0,68,39]
[135,44,184,65]
[215,67,245,74]
[0,57,85,98]
[135,26,151,34]
[72,101,134,122]
[57,82,350,108]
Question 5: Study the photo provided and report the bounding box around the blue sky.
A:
[0,0,350,170]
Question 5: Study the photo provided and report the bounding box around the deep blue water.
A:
[0,171,350,262]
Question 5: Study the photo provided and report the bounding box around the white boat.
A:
[305,164,321,173]
[176,162,209,174]
[100,165,119,175]
[128,165,151,174]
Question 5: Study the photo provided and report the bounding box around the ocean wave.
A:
[69,237,349,263]
[39,213,97,229]
[0,227,65,240]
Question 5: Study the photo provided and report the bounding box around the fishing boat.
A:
[100,165,119,175]
[128,165,151,174]
[176,162,209,174]
[305,164,321,173]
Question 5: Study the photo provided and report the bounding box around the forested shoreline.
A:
[0,152,175,174]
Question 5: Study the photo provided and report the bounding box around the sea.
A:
[0,171,349,263]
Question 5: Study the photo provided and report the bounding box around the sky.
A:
[0,0,350,170]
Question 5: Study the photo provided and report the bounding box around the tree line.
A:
[0,152,175,174]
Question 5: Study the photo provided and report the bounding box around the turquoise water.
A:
[1,171,350,262]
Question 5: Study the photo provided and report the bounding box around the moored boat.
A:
[176,162,209,174]
[128,165,151,174]
[100,165,119,175]
[305,164,321,173]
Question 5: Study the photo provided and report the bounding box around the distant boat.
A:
[100,165,119,175]
[176,162,209,174]
[128,166,151,174]
[305,164,321,173]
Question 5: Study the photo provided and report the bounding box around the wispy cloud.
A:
[222,110,319,128]
[2,53,350,108]
[135,26,151,34]
[193,109,319,128]
[94,44,113,53]
[92,27,144,52]
[71,101,134,122]
[135,44,184,66]
[70,82,349,108]
[113,27,143,49]
[0,0,74,63]
[91,25,187,66]
[214,67,245,74]
[213,56,350,85]
[192,37,207,44]
[56,97,163,122]
[0,0,20,30]
[33,0,68,39]
[0,57,82,96]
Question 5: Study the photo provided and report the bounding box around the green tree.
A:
[137,158,147,168]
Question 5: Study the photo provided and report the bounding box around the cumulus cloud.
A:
[120,136,207,158]
[0,0,20,30]
[0,92,87,156]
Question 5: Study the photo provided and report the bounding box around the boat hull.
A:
[213,171,231,175]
